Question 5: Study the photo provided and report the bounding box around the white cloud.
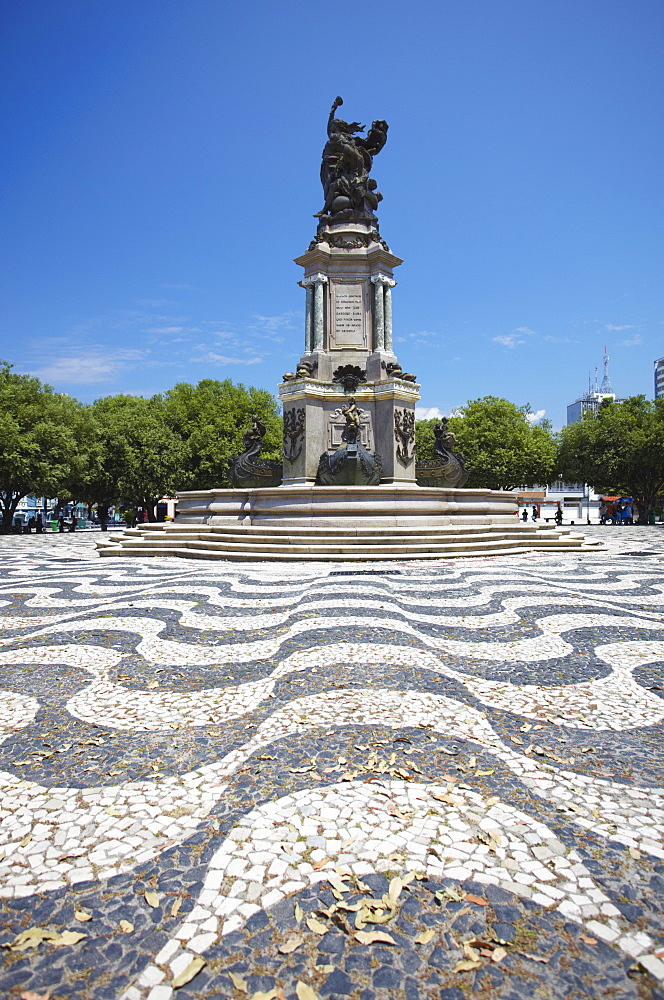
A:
[493,333,525,348]
[398,330,438,344]
[494,326,541,348]
[27,349,145,385]
[525,409,546,423]
[415,406,445,421]
[189,351,264,366]
[621,334,643,346]
[147,326,183,334]
[605,324,635,331]
[252,313,298,335]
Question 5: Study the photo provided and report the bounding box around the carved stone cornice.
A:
[307,229,392,253]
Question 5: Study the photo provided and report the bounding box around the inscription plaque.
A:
[333,283,365,347]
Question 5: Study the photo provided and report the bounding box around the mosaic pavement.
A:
[0,526,663,1000]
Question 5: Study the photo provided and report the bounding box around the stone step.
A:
[122,526,570,543]
[99,541,597,561]
[136,522,543,537]
[99,529,598,560]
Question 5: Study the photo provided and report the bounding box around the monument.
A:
[279,96,418,487]
[99,99,597,560]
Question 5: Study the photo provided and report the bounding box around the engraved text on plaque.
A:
[333,283,365,347]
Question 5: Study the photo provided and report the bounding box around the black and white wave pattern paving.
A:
[0,528,663,1000]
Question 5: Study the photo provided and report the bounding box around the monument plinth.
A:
[99,97,599,560]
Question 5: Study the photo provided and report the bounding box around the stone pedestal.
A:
[282,221,419,484]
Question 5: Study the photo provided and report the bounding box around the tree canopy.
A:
[0,370,284,530]
[162,379,282,490]
[416,396,557,491]
[558,396,664,514]
[73,394,185,522]
[0,362,90,531]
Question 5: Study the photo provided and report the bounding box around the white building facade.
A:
[655,357,664,399]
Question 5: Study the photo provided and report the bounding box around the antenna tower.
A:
[599,345,613,393]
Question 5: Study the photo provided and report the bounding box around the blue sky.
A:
[1,0,662,428]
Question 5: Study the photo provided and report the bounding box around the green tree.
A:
[558,396,664,518]
[163,379,282,490]
[414,417,438,461]
[76,394,185,524]
[415,396,557,490]
[0,362,90,532]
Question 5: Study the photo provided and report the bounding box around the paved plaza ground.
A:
[0,526,663,1000]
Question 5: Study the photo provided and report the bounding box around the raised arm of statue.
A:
[327,96,344,136]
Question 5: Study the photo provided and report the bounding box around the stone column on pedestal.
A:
[312,274,328,351]
[383,278,396,352]
[301,278,315,353]
[372,275,385,351]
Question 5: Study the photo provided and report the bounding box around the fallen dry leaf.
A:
[387,876,403,903]
[415,928,436,945]
[523,953,549,963]
[144,890,160,908]
[5,928,56,952]
[172,955,206,988]
[452,958,482,972]
[306,916,328,935]
[580,934,597,945]
[248,991,279,1000]
[491,946,508,962]
[294,902,304,923]
[4,927,86,952]
[312,858,331,870]
[74,909,92,922]
[19,992,51,1000]
[431,791,456,805]
[295,984,319,1000]
[629,846,641,860]
[354,930,397,946]
[436,886,466,903]
[465,894,488,906]
[171,898,182,917]
[279,935,303,954]
[228,970,248,992]
[118,920,134,934]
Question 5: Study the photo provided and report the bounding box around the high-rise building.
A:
[655,357,664,399]
[566,347,623,424]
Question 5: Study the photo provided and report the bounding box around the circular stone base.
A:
[98,485,601,560]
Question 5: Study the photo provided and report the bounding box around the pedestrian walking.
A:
[35,514,44,533]
[521,509,528,522]
[58,515,66,533]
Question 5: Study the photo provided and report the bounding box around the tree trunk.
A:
[1,492,22,533]
[98,504,109,532]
